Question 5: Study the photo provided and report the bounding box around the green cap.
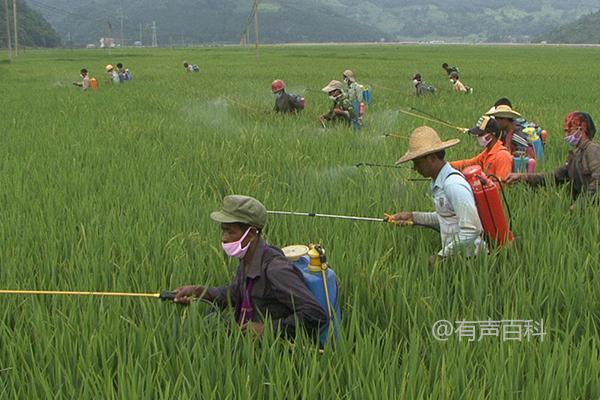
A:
[210,195,267,228]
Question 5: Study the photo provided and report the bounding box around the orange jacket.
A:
[451,140,513,181]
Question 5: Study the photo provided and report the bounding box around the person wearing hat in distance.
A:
[173,195,326,339]
[271,79,302,114]
[413,73,436,96]
[343,69,363,129]
[105,64,120,84]
[73,68,91,91]
[386,127,485,265]
[489,105,534,158]
[506,112,600,209]
[319,80,356,128]
[450,116,513,181]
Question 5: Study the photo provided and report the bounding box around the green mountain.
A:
[538,10,600,43]
[30,0,600,45]
[0,0,60,47]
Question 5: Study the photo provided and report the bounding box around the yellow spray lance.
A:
[0,289,178,301]
[399,107,468,134]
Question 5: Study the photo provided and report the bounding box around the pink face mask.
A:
[477,134,493,148]
[222,227,253,258]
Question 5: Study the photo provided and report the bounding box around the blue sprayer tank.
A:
[290,248,341,347]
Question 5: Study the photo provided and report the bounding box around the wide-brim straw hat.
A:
[395,126,460,164]
[490,105,521,119]
[322,80,344,93]
[343,69,356,82]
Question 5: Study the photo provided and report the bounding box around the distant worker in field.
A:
[342,69,364,129]
[183,61,200,72]
[386,127,485,264]
[450,116,513,181]
[413,73,436,96]
[506,112,600,208]
[487,97,548,161]
[105,64,121,84]
[116,63,132,81]
[489,105,535,158]
[449,72,473,94]
[172,195,326,339]
[442,62,459,76]
[271,79,305,114]
[319,80,356,128]
[73,68,91,91]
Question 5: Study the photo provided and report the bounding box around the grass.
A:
[0,45,598,399]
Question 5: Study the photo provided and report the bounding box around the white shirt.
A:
[413,163,485,257]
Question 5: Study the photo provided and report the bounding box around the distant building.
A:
[99,38,116,48]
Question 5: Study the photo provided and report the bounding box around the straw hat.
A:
[490,105,521,119]
[395,126,460,164]
[343,69,356,82]
[322,80,344,93]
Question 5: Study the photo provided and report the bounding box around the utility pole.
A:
[3,0,12,62]
[151,21,157,47]
[119,7,124,47]
[12,0,17,55]
[139,23,142,45]
[254,0,260,50]
[107,20,112,56]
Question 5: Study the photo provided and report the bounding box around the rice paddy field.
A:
[0,45,599,398]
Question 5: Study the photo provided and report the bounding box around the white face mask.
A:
[413,79,419,85]
[329,95,337,101]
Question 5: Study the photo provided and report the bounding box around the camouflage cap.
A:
[322,80,344,93]
[210,195,267,228]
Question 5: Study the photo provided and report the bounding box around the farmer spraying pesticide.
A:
[73,68,95,91]
[413,73,436,96]
[342,69,368,129]
[506,112,600,209]
[451,116,513,181]
[183,61,200,72]
[172,195,327,341]
[386,127,487,264]
[319,80,356,128]
[271,79,304,114]
[449,72,473,94]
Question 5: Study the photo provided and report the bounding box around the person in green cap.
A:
[173,195,326,339]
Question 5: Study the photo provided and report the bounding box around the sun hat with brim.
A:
[491,105,521,119]
[343,69,356,82]
[322,80,344,93]
[210,195,267,229]
[395,126,460,164]
[468,115,500,136]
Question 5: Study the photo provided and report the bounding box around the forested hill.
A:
[538,10,600,43]
[30,0,600,45]
[0,0,60,47]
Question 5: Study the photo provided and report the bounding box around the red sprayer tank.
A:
[462,165,515,246]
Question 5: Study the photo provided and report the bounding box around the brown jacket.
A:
[524,140,600,201]
[208,239,326,337]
